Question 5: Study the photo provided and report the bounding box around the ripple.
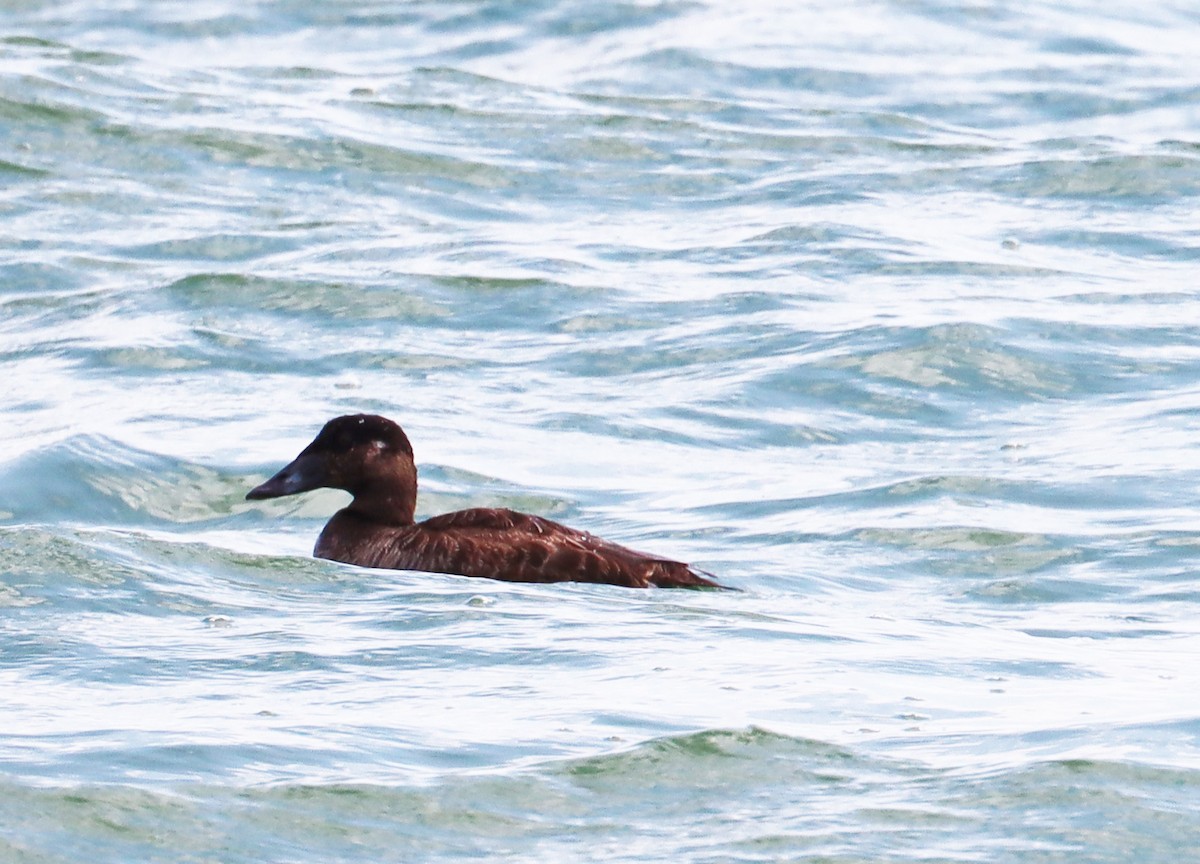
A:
[4,0,1200,860]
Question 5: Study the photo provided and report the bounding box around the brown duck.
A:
[247,414,727,589]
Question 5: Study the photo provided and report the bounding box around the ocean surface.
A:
[4,1,1200,860]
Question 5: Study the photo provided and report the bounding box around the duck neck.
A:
[346,460,417,526]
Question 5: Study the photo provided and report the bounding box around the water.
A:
[4,0,1200,860]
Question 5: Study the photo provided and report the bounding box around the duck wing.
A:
[379,508,723,588]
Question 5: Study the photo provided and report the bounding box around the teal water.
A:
[4,1,1200,860]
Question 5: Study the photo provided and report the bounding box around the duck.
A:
[246,414,728,589]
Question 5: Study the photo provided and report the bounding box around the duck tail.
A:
[649,561,738,591]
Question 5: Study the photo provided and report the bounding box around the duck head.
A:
[247,414,418,524]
